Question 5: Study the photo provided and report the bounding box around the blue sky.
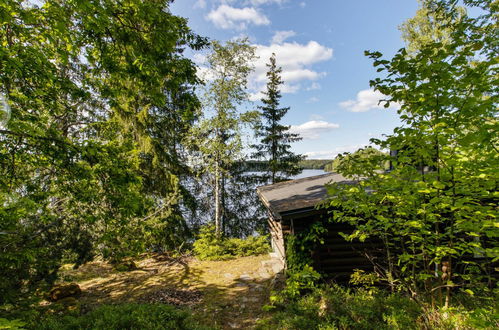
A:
[171,0,419,159]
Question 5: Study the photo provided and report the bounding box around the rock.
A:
[235,282,248,287]
[250,285,264,292]
[224,273,234,279]
[271,262,284,274]
[239,274,253,281]
[49,283,81,301]
[258,269,273,279]
[113,260,138,272]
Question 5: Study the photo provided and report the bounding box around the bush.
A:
[193,225,270,261]
[0,318,26,329]
[33,303,211,330]
[258,284,498,330]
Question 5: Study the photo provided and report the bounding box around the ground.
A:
[54,254,284,329]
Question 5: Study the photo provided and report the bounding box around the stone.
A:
[251,285,264,292]
[235,282,248,287]
[271,262,284,274]
[258,269,273,279]
[113,259,138,272]
[239,274,253,281]
[49,283,81,301]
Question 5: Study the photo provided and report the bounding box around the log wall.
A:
[283,210,380,282]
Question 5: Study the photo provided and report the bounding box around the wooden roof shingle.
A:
[256,173,354,219]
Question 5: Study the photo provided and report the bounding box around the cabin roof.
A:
[256,173,354,219]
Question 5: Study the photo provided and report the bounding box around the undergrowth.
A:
[31,303,213,330]
[259,284,499,330]
[193,225,270,261]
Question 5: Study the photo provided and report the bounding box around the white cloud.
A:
[249,40,332,96]
[192,53,207,65]
[305,144,366,159]
[194,0,206,9]
[339,89,400,112]
[307,96,319,103]
[289,120,339,140]
[299,2,306,8]
[271,30,296,44]
[196,65,216,82]
[306,82,321,91]
[249,83,300,101]
[206,5,270,30]
[281,83,301,94]
[309,113,323,120]
[248,0,286,5]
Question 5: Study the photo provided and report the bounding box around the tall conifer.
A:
[253,54,304,184]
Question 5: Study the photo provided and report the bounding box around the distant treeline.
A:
[243,159,332,171]
[299,159,332,169]
[245,150,391,173]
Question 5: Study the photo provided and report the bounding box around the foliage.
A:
[252,53,304,184]
[0,0,206,306]
[324,147,388,172]
[267,225,323,305]
[299,159,332,170]
[325,0,498,306]
[269,265,321,305]
[33,303,211,330]
[0,318,25,330]
[399,0,466,55]
[193,225,270,261]
[186,38,258,237]
[259,284,498,330]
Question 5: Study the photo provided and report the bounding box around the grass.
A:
[47,254,279,329]
[257,284,499,330]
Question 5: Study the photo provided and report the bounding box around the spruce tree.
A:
[253,53,304,184]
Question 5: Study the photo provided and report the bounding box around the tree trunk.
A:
[214,163,221,237]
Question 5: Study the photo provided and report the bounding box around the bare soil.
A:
[56,254,281,329]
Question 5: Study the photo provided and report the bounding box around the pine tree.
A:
[253,53,304,184]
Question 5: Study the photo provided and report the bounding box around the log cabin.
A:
[257,173,379,282]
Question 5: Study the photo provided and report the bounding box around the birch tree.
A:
[191,38,257,236]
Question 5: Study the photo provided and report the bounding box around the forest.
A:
[0,0,497,329]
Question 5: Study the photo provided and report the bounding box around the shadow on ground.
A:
[57,254,283,329]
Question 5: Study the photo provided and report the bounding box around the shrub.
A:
[268,265,321,306]
[33,303,211,330]
[258,284,498,330]
[0,318,26,329]
[193,225,270,261]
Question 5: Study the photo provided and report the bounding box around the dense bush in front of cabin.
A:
[33,303,212,330]
[259,284,498,330]
[193,225,270,261]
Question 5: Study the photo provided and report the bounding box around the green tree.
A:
[188,38,257,236]
[0,0,205,306]
[252,53,304,184]
[326,0,497,307]
[324,147,387,172]
[399,0,466,55]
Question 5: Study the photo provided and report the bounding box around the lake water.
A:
[292,169,327,179]
[245,169,328,182]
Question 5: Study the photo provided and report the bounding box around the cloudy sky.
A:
[171,0,418,159]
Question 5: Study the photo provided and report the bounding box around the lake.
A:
[292,169,327,179]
